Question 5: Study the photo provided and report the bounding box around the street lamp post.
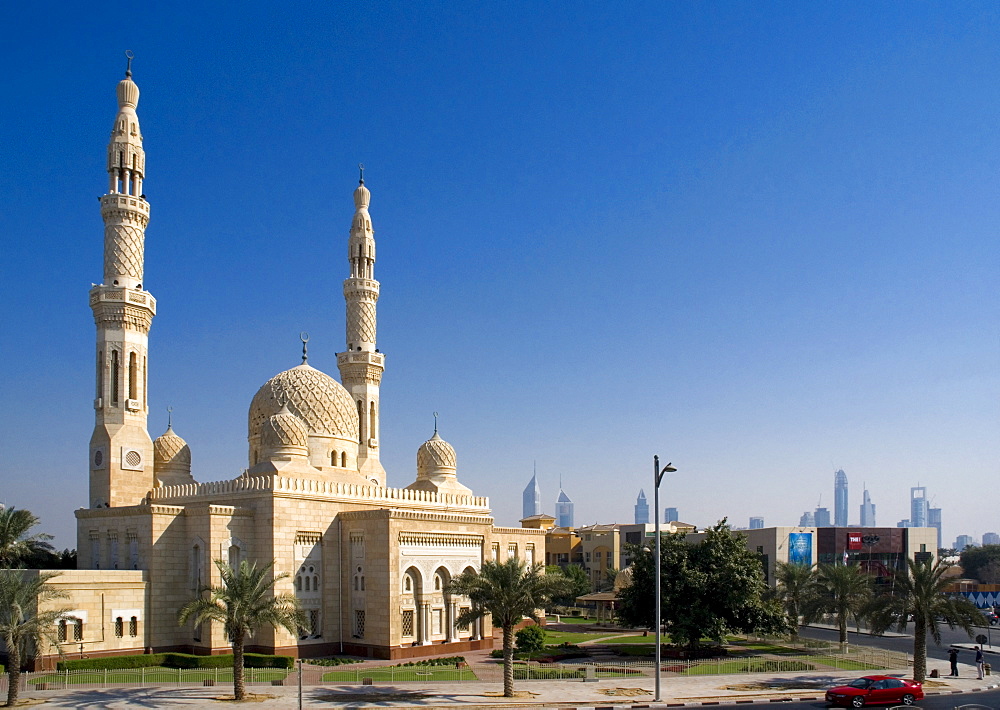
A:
[653,455,677,703]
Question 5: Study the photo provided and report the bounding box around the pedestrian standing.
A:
[949,647,959,677]
[975,645,985,680]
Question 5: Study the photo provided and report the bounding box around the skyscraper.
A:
[860,488,876,527]
[910,487,928,528]
[799,511,816,526]
[928,507,942,550]
[664,507,679,523]
[814,507,831,527]
[834,469,849,527]
[955,534,977,550]
[749,516,764,529]
[556,488,574,528]
[983,532,1000,546]
[522,468,541,520]
[634,489,649,524]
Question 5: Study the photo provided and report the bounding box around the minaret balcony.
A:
[100,194,150,217]
[337,351,384,367]
[89,285,156,314]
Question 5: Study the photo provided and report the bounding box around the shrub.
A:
[394,656,465,667]
[57,652,293,671]
[307,657,363,666]
[515,626,546,654]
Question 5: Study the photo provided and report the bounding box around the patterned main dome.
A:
[417,431,457,477]
[249,363,359,444]
[154,426,190,468]
[261,405,308,451]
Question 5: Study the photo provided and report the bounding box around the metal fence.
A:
[0,645,910,692]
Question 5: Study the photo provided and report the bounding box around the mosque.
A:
[28,62,543,666]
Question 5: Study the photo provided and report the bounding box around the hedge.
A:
[58,652,293,671]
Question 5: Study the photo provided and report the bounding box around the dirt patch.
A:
[5,700,46,708]
[597,687,653,697]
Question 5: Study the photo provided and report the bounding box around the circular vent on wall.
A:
[125,450,142,467]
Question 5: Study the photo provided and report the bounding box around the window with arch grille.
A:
[114,617,123,638]
[58,620,67,642]
[73,619,83,641]
[354,610,365,638]
[129,617,138,637]
[111,351,119,404]
[401,610,414,636]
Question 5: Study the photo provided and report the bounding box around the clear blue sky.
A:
[1,2,997,549]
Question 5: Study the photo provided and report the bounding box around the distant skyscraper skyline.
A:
[955,534,977,550]
[556,487,574,528]
[860,488,876,527]
[834,469,849,527]
[749,516,764,529]
[634,489,649,524]
[664,507,679,523]
[799,511,816,526]
[522,468,541,520]
[814,507,831,527]
[983,532,1000,546]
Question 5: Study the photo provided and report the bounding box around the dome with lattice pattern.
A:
[249,363,359,447]
[154,425,190,472]
[417,431,457,478]
[261,405,308,454]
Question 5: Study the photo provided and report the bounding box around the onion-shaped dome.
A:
[416,431,457,479]
[354,181,370,210]
[260,404,308,455]
[153,425,191,477]
[249,363,359,445]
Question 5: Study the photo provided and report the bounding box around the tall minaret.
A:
[337,167,386,485]
[88,54,156,508]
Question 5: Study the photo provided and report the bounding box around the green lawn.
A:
[738,642,802,655]
[546,615,597,624]
[322,666,478,682]
[599,634,659,644]
[682,659,815,676]
[30,667,289,685]
[541,630,613,645]
[805,655,886,671]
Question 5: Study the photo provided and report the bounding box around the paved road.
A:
[718,686,1000,710]
[800,625,1000,668]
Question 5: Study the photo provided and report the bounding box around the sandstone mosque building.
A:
[31,62,543,665]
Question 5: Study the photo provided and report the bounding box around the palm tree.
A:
[802,562,871,645]
[0,570,69,707]
[0,507,54,568]
[772,561,816,639]
[177,559,306,701]
[867,557,982,682]
[446,558,569,697]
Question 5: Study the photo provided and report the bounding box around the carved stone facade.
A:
[27,64,545,668]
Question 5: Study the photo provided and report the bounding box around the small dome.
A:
[117,75,139,109]
[154,426,190,469]
[249,363,359,444]
[353,182,370,210]
[261,405,308,452]
[417,431,457,478]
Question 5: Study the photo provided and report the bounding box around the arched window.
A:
[331,450,337,466]
[58,620,67,642]
[114,617,124,638]
[97,350,103,400]
[360,576,365,591]
[313,575,319,589]
[143,356,147,408]
[111,351,119,404]
[295,575,302,592]
[304,576,310,592]
[129,617,138,637]
[435,575,441,590]
[341,452,347,467]
[357,400,364,441]
[353,576,358,591]
[404,576,412,592]
[128,352,137,401]
[369,402,376,440]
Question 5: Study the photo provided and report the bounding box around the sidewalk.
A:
[15,663,1000,708]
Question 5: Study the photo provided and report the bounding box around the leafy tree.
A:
[0,570,69,707]
[0,507,55,568]
[447,558,569,697]
[21,548,77,571]
[514,624,546,653]
[615,521,788,652]
[545,564,590,607]
[867,557,982,682]
[802,563,872,644]
[960,545,1000,584]
[771,561,816,639]
[177,560,306,701]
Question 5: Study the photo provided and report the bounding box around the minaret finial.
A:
[124,49,134,78]
[167,405,173,429]
[433,411,439,435]
[299,331,310,364]
[358,163,365,185]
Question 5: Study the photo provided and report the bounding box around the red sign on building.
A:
[847,532,863,550]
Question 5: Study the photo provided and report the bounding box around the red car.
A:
[825,675,924,707]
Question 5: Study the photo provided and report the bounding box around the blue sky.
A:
[1,2,997,549]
